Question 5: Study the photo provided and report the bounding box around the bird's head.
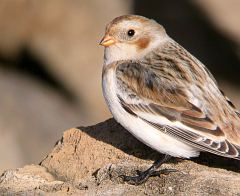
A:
[100,15,168,65]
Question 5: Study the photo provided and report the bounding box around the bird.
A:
[99,15,240,185]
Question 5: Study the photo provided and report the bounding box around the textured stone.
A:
[1,118,240,195]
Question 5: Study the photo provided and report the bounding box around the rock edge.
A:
[1,118,240,195]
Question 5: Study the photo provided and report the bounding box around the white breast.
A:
[102,67,199,158]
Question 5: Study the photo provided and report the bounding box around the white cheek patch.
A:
[104,35,169,66]
[104,44,138,65]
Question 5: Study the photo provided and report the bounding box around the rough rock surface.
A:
[1,118,240,195]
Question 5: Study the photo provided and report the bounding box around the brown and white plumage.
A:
[100,15,240,160]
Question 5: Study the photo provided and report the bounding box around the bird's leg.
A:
[120,154,177,185]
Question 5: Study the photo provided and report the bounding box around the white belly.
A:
[102,68,199,158]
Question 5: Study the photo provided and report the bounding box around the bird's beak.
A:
[99,35,116,47]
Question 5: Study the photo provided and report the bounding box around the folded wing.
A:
[116,61,240,159]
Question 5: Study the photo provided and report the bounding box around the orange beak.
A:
[99,35,116,47]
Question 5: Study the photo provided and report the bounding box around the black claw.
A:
[150,168,178,177]
[120,174,149,185]
[119,154,175,185]
[120,168,178,185]
[136,170,142,175]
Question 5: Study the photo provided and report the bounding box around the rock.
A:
[0,165,81,195]
[1,118,240,195]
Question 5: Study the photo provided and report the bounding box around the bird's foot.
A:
[119,154,177,185]
[120,168,177,185]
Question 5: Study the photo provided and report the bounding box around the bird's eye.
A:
[127,29,135,37]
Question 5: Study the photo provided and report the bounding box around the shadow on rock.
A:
[78,118,159,162]
[80,118,240,172]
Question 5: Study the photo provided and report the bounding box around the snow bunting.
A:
[100,15,240,184]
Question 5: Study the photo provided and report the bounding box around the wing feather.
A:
[116,60,240,159]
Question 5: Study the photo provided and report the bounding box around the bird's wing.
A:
[115,60,240,159]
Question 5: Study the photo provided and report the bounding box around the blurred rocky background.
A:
[0,0,239,174]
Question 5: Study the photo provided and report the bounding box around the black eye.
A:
[127,29,135,37]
